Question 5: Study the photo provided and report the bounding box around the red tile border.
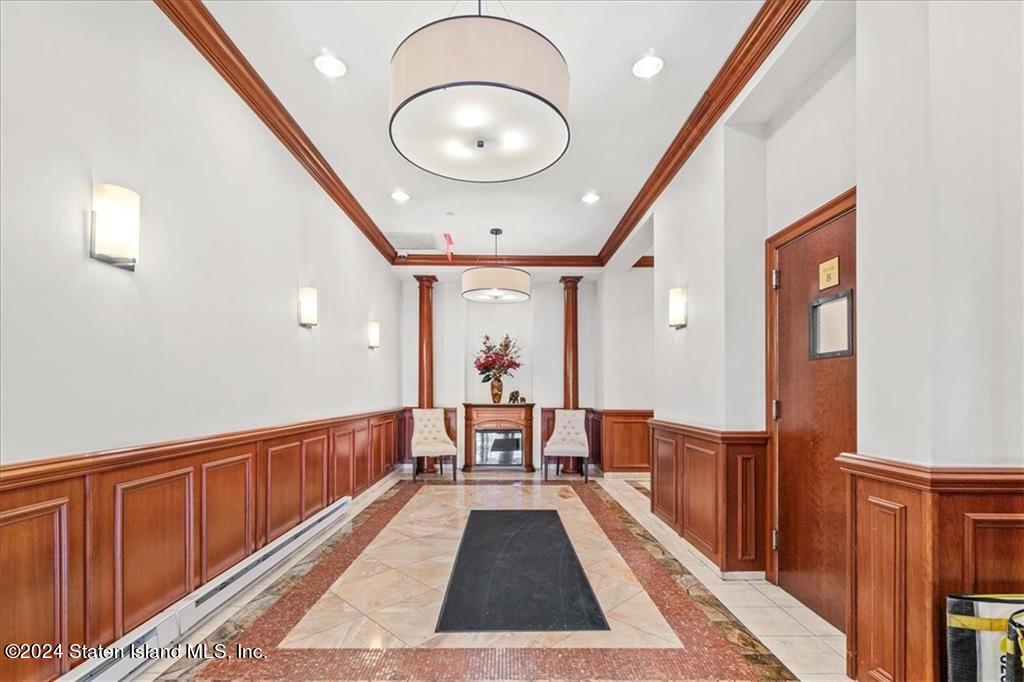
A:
[193,481,768,680]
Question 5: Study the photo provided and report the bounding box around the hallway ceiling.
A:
[206,1,761,257]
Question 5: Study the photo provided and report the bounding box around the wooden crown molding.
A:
[598,0,810,264]
[394,254,602,268]
[837,452,1024,493]
[153,0,397,263]
[155,0,808,268]
[632,256,654,268]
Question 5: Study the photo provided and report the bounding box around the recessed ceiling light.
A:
[581,191,601,205]
[313,51,347,78]
[632,54,664,79]
[390,189,410,203]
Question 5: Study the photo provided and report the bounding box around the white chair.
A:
[411,408,457,482]
[543,409,590,482]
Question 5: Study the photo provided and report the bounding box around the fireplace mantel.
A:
[463,403,535,473]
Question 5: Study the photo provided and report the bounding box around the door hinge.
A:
[772,529,779,552]
[771,399,781,420]
[771,269,781,289]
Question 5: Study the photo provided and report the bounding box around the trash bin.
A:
[947,594,1024,681]
[1006,608,1024,682]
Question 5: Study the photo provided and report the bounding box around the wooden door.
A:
[771,201,856,631]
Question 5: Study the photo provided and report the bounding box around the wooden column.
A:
[560,276,583,473]
[415,275,438,473]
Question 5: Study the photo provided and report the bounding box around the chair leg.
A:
[452,455,457,482]
[412,458,417,482]
[439,458,443,476]
[584,459,589,483]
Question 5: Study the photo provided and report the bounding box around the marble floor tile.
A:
[279,615,406,649]
[367,588,445,644]
[705,582,776,608]
[584,569,644,611]
[783,605,845,637]
[750,580,809,607]
[605,591,680,644]
[758,636,847,674]
[363,537,447,568]
[555,618,681,649]
[727,606,814,637]
[398,555,455,590]
[329,567,432,612]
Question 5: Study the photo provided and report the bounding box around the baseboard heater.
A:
[61,494,356,682]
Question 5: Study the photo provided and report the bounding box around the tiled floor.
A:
[137,469,851,681]
[604,478,850,681]
[281,483,683,650]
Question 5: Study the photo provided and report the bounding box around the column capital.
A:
[559,276,583,287]
[414,274,439,287]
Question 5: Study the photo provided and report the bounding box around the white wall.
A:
[596,270,654,409]
[0,2,403,463]
[765,45,856,231]
[857,0,1023,466]
[653,128,728,428]
[653,17,855,432]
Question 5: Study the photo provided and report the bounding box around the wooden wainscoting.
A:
[600,410,654,473]
[648,420,768,573]
[838,454,1024,682]
[0,409,402,682]
[540,408,603,471]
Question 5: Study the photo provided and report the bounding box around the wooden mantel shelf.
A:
[463,403,535,473]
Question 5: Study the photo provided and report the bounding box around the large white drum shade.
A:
[462,266,532,303]
[389,16,570,183]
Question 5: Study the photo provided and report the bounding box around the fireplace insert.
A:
[474,428,524,467]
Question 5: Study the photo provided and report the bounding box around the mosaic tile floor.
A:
[141,470,848,680]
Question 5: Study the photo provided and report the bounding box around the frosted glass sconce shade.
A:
[298,287,318,327]
[668,287,688,328]
[90,183,140,270]
[367,321,381,349]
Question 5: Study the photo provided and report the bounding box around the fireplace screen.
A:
[474,428,524,467]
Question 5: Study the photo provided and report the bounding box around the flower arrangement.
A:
[473,334,522,383]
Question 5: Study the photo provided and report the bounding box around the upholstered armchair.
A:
[411,408,457,482]
[543,409,590,482]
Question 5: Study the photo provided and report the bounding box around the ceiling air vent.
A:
[386,232,443,256]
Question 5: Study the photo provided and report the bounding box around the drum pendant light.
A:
[462,229,531,303]
[389,2,570,183]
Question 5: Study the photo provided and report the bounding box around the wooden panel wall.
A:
[839,453,1024,681]
[0,409,401,682]
[599,410,654,472]
[648,420,768,573]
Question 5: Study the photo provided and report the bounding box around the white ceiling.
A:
[206,0,761,256]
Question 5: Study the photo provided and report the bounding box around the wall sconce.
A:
[668,287,688,328]
[367,321,381,349]
[90,182,140,270]
[298,286,318,327]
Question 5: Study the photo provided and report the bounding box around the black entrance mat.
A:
[435,509,609,632]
